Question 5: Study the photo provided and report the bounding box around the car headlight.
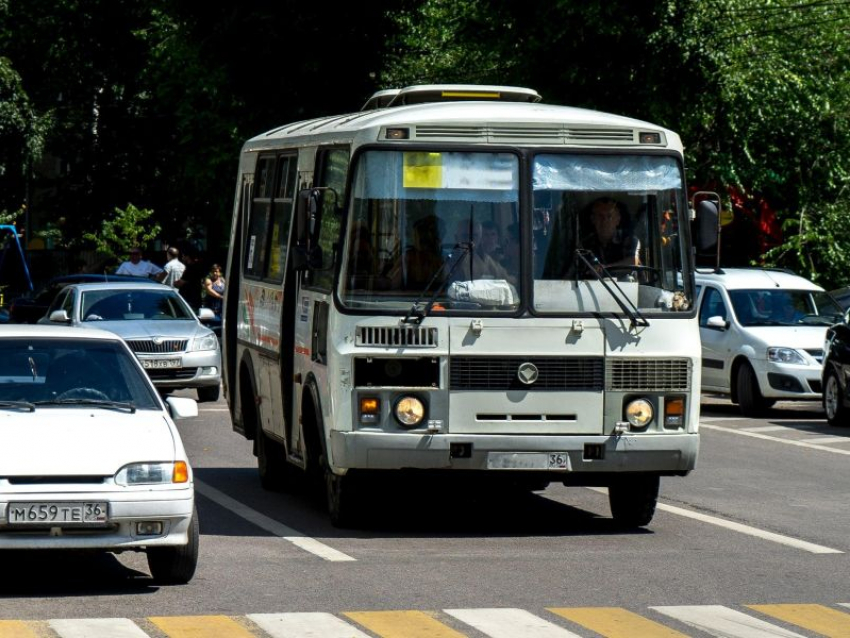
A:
[191,333,218,352]
[767,347,807,365]
[394,395,425,427]
[115,461,189,485]
[625,398,654,428]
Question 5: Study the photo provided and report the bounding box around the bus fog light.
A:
[625,399,653,428]
[394,396,425,427]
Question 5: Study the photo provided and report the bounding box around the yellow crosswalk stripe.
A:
[747,604,850,638]
[149,615,257,638]
[548,607,690,638]
[344,610,468,638]
[0,621,39,638]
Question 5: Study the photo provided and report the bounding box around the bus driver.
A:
[582,197,640,268]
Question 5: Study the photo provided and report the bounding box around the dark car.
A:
[8,273,151,324]
[822,307,850,426]
[830,286,850,311]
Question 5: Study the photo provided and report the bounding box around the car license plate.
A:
[142,358,181,369]
[7,502,108,525]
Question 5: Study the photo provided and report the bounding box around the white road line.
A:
[742,425,789,432]
[199,407,230,412]
[804,436,850,444]
[194,480,355,562]
[445,608,583,638]
[50,619,150,638]
[651,605,808,638]
[699,416,747,422]
[701,423,850,456]
[249,613,372,638]
[587,488,842,554]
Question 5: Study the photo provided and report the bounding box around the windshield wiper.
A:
[34,399,137,413]
[0,400,36,412]
[575,249,649,329]
[401,243,473,325]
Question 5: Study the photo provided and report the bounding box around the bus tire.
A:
[736,363,772,417]
[609,475,659,528]
[257,428,290,491]
[325,460,361,528]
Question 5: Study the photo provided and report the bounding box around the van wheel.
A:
[736,363,772,417]
[824,370,849,427]
[325,459,361,528]
[609,475,659,528]
[197,385,220,403]
[257,428,290,491]
[147,507,199,585]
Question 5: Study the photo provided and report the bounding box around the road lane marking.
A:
[249,613,372,638]
[194,480,355,562]
[803,436,850,444]
[586,488,842,554]
[50,619,149,638]
[747,604,850,637]
[445,608,582,637]
[742,425,790,432]
[149,616,255,638]
[198,407,230,412]
[651,605,808,637]
[0,621,40,638]
[548,607,688,637]
[344,611,467,638]
[699,416,747,422]
[701,423,850,456]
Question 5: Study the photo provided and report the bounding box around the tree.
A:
[83,203,161,263]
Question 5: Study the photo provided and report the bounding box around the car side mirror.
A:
[706,315,728,330]
[165,396,198,419]
[197,307,215,321]
[48,309,71,323]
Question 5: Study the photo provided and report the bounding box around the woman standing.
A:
[203,264,225,317]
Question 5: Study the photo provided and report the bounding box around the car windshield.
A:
[728,289,845,326]
[0,338,160,408]
[81,289,194,322]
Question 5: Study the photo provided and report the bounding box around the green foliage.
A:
[83,203,161,261]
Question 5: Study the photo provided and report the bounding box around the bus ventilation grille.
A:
[606,359,691,391]
[356,326,438,348]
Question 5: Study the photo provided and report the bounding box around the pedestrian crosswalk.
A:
[3,604,849,637]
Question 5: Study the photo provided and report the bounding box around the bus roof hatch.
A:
[361,84,542,111]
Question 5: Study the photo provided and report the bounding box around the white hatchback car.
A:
[695,268,844,416]
[0,325,199,584]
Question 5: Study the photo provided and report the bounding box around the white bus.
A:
[223,85,717,528]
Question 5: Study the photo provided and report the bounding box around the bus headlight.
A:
[394,396,425,427]
[625,399,654,429]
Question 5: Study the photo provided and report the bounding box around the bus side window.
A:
[308,147,350,291]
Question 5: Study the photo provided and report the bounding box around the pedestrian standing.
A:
[115,247,163,279]
[203,264,225,317]
[159,246,185,288]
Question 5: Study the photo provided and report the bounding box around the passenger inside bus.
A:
[451,219,512,283]
[404,215,445,288]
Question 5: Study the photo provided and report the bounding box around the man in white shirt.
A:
[160,246,186,288]
[115,247,163,278]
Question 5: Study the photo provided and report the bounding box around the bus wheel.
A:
[257,429,290,491]
[325,461,361,528]
[609,475,659,528]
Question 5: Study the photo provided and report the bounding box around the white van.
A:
[695,268,844,415]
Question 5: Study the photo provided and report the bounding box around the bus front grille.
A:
[356,326,438,348]
[606,358,691,391]
[450,357,603,391]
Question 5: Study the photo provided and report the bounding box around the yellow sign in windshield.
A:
[403,152,442,188]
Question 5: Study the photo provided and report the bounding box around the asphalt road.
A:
[2,393,849,637]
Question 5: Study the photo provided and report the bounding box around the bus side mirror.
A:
[296,188,322,245]
[691,191,721,268]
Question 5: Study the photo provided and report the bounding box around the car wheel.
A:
[197,385,220,403]
[609,475,659,528]
[736,363,771,417]
[823,370,849,427]
[257,428,291,491]
[147,507,199,585]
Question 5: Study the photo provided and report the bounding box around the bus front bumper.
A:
[329,431,698,476]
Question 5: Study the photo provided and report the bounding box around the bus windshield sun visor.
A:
[401,243,473,325]
[574,249,649,329]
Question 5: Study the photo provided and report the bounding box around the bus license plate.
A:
[7,502,108,525]
[143,358,181,369]
[487,452,570,470]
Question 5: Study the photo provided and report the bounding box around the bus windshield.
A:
[339,150,692,316]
